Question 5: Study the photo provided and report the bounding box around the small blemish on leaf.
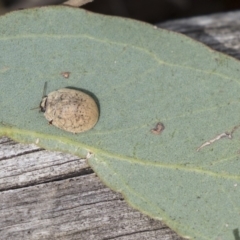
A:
[86,151,93,159]
[61,71,71,78]
[197,124,240,151]
[0,66,10,73]
[151,122,164,135]
[0,121,14,128]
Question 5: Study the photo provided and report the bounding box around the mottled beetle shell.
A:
[40,88,99,133]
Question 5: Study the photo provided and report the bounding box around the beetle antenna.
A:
[30,106,40,110]
[42,82,47,98]
[30,82,48,111]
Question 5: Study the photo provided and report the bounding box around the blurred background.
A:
[1,0,240,23]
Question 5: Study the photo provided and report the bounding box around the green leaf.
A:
[1,6,240,239]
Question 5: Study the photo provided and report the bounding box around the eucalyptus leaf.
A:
[1,6,240,240]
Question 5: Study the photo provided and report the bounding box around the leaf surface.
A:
[1,7,240,239]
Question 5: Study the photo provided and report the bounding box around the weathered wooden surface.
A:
[159,10,240,59]
[1,10,240,240]
[0,137,182,240]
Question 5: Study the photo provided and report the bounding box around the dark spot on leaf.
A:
[151,122,164,135]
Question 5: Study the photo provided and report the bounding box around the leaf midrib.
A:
[1,126,240,181]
